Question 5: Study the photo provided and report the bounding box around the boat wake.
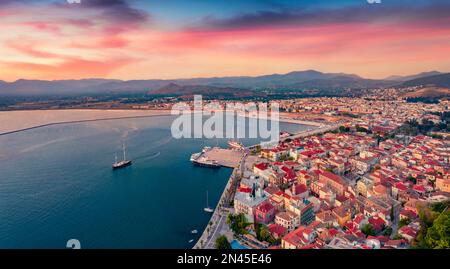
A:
[19,136,75,154]
[135,151,161,161]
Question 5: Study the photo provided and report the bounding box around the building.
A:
[436,178,450,193]
[332,205,352,227]
[275,211,298,232]
[234,184,267,223]
[268,223,288,239]
[282,226,317,249]
[286,198,315,226]
[357,177,374,197]
[285,183,309,199]
[254,201,276,224]
[319,170,347,196]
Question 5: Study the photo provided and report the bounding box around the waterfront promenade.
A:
[193,153,246,249]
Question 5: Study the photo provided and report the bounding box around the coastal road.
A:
[204,213,229,249]
[286,123,340,140]
[196,152,248,249]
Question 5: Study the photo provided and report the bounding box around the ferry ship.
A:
[228,139,244,150]
[190,153,221,168]
[112,143,132,170]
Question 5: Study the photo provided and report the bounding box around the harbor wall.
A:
[193,166,239,249]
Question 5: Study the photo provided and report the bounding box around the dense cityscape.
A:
[1,0,449,260]
[192,95,449,250]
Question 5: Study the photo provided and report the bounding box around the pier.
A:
[201,148,244,168]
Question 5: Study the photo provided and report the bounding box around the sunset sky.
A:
[0,0,449,81]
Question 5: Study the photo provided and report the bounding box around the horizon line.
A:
[1,69,448,83]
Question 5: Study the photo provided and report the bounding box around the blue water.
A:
[231,240,248,249]
[0,115,310,248]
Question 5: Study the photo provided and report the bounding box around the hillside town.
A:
[208,97,449,250]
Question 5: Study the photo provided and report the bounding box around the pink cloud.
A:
[3,57,135,80]
[0,4,449,81]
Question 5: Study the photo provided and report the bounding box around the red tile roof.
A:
[268,223,287,236]
[256,201,275,213]
[254,163,269,171]
[320,170,344,184]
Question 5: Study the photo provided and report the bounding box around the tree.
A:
[361,224,376,236]
[215,235,231,249]
[407,176,417,184]
[255,223,274,243]
[430,201,450,213]
[227,213,250,235]
[339,126,350,133]
[279,183,290,191]
[383,227,393,236]
[392,234,403,240]
[424,211,450,249]
[413,204,442,248]
[399,218,411,228]
[356,126,372,134]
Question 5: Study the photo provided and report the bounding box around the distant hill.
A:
[176,70,364,89]
[288,76,394,90]
[152,83,255,97]
[0,70,449,96]
[385,71,442,82]
[401,73,450,88]
[401,87,450,99]
[0,79,123,96]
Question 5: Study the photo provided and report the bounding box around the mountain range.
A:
[384,71,443,82]
[0,70,449,97]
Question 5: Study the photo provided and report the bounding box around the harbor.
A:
[190,147,244,168]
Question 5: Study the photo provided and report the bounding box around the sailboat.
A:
[203,191,214,213]
[112,142,132,170]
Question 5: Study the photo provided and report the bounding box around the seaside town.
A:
[2,0,450,258]
[193,96,449,250]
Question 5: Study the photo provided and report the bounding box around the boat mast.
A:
[206,191,209,208]
[122,142,126,161]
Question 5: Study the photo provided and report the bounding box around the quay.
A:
[202,148,244,168]
[193,159,244,249]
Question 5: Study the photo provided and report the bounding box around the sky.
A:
[0,0,449,81]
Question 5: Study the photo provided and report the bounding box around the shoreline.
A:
[0,109,323,136]
[193,167,237,249]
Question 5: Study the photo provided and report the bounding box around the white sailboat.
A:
[203,191,214,213]
[112,142,132,169]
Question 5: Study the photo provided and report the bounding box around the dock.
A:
[202,148,244,168]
